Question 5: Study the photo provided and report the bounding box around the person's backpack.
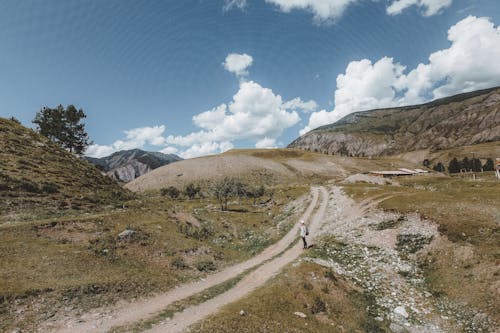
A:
[305,226,309,236]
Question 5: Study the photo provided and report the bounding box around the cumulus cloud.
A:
[387,0,453,16]
[180,141,234,159]
[301,16,500,134]
[265,0,357,22]
[255,137,277,148]
[223,0,248,11]
[86,125,168,158]
[223,53,253,77]
[265,0,449,22]
[166,80,312,155]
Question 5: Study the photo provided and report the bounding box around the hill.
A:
[288,87,500,157]
[0,117,130,221]
[85,149,182,183]
[124,148,420,193]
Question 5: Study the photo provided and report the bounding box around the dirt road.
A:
[53,186,327,333]
[145,186,329,333]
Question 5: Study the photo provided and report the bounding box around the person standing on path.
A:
[299,220,308,249]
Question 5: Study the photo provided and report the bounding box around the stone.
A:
[393,306,409,318]
[118,229,136,239]
[294,311,307,318]
[239,310,246,316]
[389,323,407,333]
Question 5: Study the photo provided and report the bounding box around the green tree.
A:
[448,158,461,174]
[471,158,482,172]
[246,184,266,205]
[483,158,495,171]
[461,157,471,171]
[33,104,90,155]
[211,177,237,211]
[433,162,445,172]
[184,182,201,199]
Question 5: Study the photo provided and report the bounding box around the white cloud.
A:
[86,125,168,158]
[223,53,253,77]
[159,146,179,155]
[301,16,500,134]
[283,97,318,113]
[223,0,248,11]
[180,141,234,159]
[167,81,304,154]
[265,0,357,22]
[255,137,277,148]
[387,0,453,16]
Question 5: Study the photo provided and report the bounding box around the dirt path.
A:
[145,186,329,333]
[53,187,324,333]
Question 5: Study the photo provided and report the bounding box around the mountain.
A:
[85,149,182,183]
[0,117,130,218]
[288,87,500,157]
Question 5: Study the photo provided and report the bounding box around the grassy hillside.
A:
[0,117,130,222]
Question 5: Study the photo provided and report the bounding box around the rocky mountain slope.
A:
[85,149,182,182]
[0,117,130,219]
[288,87,500,157]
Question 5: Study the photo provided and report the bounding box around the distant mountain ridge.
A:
[85,149,182,182]
[288,87,500,157]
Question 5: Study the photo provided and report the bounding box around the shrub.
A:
[184,182,201,199]
[196,260,216,272]
[311,297,327,314]
[171,257,189,270]
[161,186,180,199]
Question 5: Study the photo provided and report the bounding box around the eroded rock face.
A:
[108,160,151,183]
[289,87,500,157]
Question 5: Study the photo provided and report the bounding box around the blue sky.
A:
[1,0,499,158]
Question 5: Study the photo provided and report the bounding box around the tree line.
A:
[425,157,496,174]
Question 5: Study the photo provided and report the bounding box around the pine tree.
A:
[448,158,461,173]
[433,162,445,172]
[33,104,90,155]
[483,158,495,171]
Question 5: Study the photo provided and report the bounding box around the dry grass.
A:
[190,262,383,333]
[0,184,309,332]
[0,117,131,222]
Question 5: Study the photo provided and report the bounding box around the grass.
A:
[189,262,384,333]
[342,173,500,323]
[0,184,309,332]
[0,117,131,222]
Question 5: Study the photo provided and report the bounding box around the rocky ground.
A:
[307,186,496,333]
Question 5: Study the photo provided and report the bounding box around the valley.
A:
[1,115,498,333]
